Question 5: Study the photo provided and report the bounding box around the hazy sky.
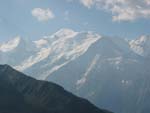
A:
[0,0,150,42]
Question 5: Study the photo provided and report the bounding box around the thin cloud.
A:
[80,0,94,8]
[31,8,55,22]
[79,0,150,22]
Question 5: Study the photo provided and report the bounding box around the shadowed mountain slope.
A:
[0,64,112,113]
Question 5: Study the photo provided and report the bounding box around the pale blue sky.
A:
[0,0,150,42]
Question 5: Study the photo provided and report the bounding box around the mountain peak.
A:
[0,64,11,71]
[56,28,76,34]
[0,36,21,52]
[52,28,78,39]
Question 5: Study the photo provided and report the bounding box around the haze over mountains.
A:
[0,28,150,113]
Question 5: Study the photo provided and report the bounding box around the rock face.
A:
[0,64,111,113]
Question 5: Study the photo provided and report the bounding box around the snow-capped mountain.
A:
[0,28,101,79]
[0,36,21,52]
[0,28,150,113]
[0,36,37,66]
[130,35,150,58]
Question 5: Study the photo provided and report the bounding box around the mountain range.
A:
[0,28,150,113]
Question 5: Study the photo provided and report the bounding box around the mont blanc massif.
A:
[0,28,150,113]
